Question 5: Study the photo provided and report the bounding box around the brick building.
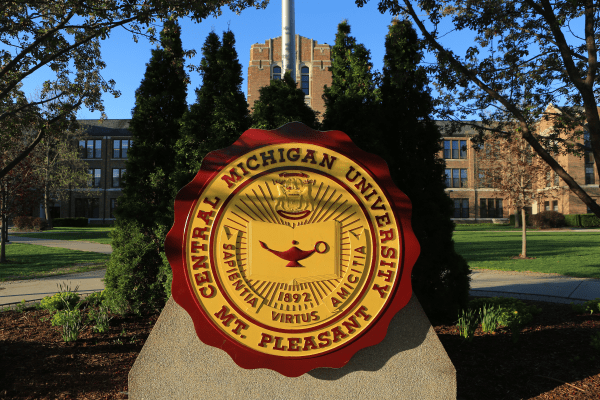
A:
[37,119,132,224]
[441,108,599,221]
[247,35,332,118]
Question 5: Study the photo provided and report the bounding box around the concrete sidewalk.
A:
[1,235,599,307]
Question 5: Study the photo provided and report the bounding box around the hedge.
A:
[564,214,600,228]
[53,217,89,227]
[509,213,531,227]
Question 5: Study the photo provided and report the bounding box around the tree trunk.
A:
[514,209,519,228]
[44,146,53,229]
[521,208,527,258]
[0,215,6,263]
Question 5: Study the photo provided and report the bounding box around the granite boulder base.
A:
[128,294,456,399]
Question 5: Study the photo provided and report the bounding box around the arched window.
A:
[301,66,309,95]
[272,66,281,80]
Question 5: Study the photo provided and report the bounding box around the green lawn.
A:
[0,243,109,281]
[454,223,532,231]
[11,226,113,244]
[454,230,600,279]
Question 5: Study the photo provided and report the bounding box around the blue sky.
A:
[69,1,398,119]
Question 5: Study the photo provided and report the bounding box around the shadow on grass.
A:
[0,244,109,280]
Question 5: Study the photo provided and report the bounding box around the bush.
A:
[40,290,81,313]
[572,298,600,315]
[564,214,581,227]
[531,211,565,229]
[13,216,36,230]
[509,213,530,227]
[84,291,105,307]
[469,297,542,341]
[580,213,600,228]
[33,217,49,231]
[53,217,88,227]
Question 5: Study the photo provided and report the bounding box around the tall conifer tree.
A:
[176,30,250,190]
[251,71,318,130]
[377,20,469,321]
[321,21,378,144]
[104,17,188,313]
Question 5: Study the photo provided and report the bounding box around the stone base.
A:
[129,295,456,399]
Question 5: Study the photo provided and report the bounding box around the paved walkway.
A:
[1,235,599,307]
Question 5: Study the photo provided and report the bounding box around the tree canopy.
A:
[0,0,267,182]
[357,0,600,217]
[104,17,188,313]
[176,29,250,190]
[251,71,319,130]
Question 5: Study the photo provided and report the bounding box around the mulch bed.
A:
[0,299,598,399]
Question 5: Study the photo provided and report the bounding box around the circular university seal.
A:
[166,123,420,377]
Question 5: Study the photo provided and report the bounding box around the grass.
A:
[454,230,600,279]
[11,226,113,244]
[454,223,534,231]
[0,243,109,281]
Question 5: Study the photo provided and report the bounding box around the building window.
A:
[112,168,126,188]
[80,140,102,159]
[272,66,281,80]
[584,131,594,164]
[480,198,503,218]
[478,170,492,188]
[301,66,309,95]
[554,173,560,186]
[75,198,100,218]
[586,165,595,184]
[544,201,550,211]
[110,198,117,218]
[552,200,558,211]
[113,139,132,159]
[443,140,467,159]
[453,199,469,218]
[88,168,101,187]
[445,168,468,188]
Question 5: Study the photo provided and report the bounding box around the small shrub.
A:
[572,298,600,315]
[51,308,84,342]
[469,297,542,341]
[457,308,479,341]
[88,305,112,333]
[580,214,600,228]
[531,211,565,229]
[85,291,105,307]
[40,283,80,313]
[13,216,36,230]
[480,305,501,334]
[32,217,49,231]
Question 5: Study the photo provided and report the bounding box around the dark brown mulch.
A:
[0,299,598,399]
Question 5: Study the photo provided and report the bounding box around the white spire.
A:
[282,0,296,82]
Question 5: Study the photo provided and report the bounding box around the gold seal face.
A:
[184,143,401,356]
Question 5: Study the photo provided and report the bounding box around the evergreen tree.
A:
[378,20,469,321]
[321,20,378,145]
[251,71,318,130]
[175,30,250,190]
[104,17,188,313]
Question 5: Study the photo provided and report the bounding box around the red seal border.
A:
[166,122,420,377]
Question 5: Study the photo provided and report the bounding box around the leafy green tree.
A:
[104,18,188,313]
[251,71,319,130]
[376,20,469,321]
[0,0,267,182]
[357,0,600,217]
[176,30,250,190]
[321,20,379,143]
